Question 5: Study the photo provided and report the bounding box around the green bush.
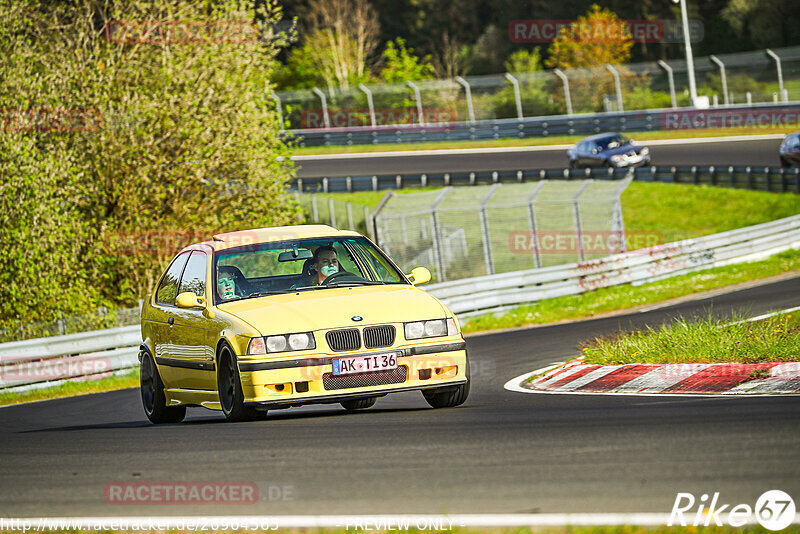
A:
[0,0,301,329]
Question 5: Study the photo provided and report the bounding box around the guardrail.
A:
[2,214,799,390]
[0,325,140,392]
[426,214,800,318]
[290,102,800,147]
[294,165,800,194]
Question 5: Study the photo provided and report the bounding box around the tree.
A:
[304,0,380,91]
[0,0,300,328]
[545,5,637,113]
[378,38,434,83]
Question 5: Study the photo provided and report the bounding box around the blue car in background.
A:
[567,132,651,169]
[780,131,800,168]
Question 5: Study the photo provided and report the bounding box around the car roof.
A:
[183,225,363,253]
[579,132,625,142]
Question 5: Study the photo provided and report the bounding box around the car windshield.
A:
[213,237,407,303]
[596,135,630,150]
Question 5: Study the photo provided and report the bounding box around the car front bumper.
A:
[237,341,469,407]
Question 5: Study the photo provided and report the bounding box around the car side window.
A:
[156,252,190,306]
[179,251,208,298]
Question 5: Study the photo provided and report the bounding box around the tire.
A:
[341,397,377,411]
[422,360,471,409]
[140,351,186,424]
[217,344,260,422]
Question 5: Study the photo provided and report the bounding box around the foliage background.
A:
[0,0,301,331]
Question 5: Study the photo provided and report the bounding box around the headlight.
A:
[405,319,453,340]
[611,155,625,162]
[263,332,316,354]
[640,147,649,155]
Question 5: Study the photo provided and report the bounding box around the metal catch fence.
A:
[372,178,631,282]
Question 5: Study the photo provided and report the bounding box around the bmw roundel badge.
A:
[351,316,363,322]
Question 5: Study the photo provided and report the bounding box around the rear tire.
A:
[217,344,259,422]
[341,397,377,411]
[140,351,186,424]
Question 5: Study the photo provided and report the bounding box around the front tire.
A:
[341,397,377,411]
[217,344,259,422]
[422,360,471,408]
[140,351,186,424]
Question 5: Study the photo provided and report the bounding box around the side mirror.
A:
[407,267,431,286]
[176,291,205,309]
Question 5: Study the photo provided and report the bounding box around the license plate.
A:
[332,353,398,375]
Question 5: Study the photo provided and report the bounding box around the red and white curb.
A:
[505,360,800,396]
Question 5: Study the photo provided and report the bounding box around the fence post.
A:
[311,194,318,221]
[479,183,501,275]
[504,73,524,120]
[454,76,476,124]
[765,49,787,103]
[372,175,378,191]
[527,180,548,268]
[371,191,395,246]
[328,198,337,227]
[611,176,633,253]
[430,188,452,281]
[406,81,425,126]
[554,69,573,115]
[296,178,304,193]
[311,87,331,129]
[572,181,592,262]
[358,83,377,128]
[657,60,677,109]
[605,64,624,112]
[709,55,729,106]
[270,92,284,130]
[364,207,374,239]
[347,202,355,230]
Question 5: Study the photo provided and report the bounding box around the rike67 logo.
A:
[669,490,796,530]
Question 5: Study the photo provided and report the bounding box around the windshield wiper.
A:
[326,281,385,287]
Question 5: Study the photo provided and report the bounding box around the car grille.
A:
[363,325,395,349]
[326,328,361,352]
[322,366,408,390]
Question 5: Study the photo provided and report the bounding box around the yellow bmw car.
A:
[139,225,470,423]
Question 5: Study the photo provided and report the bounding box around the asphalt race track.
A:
[294,136,784,178]
[1,275,799,517]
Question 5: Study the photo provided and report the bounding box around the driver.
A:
[310,245,339,285]
[217,273,236,300]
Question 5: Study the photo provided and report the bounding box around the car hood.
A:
[217,284,447,335]
[602,144,643,156]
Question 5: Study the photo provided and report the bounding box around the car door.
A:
[150,251,190,389]
[168,249,218,391]
[580,141,598,167]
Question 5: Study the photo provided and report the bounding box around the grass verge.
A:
[0,369,139,407]
[321,182,800,246]
[292,126,793,156]
[581,312,800,365]
[461,248,800,334]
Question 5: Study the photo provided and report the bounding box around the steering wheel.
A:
[321,270,362,285]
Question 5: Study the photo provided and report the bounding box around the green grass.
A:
[580,311,800,365]
[292,126,794,156]
[0,369,138,407]
[462,248,800,333]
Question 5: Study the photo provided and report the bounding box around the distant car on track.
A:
[780,131,800,168]
[139,225,470,423]
[567,132,651,169]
